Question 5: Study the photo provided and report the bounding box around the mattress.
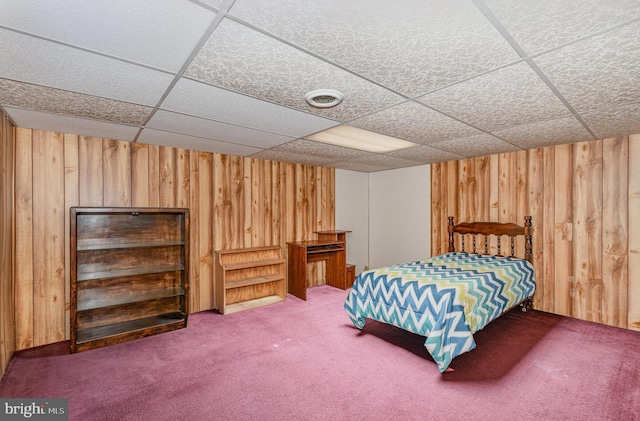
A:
[344,252,536,372]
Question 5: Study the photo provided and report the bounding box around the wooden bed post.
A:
[524,216,533,263]
[447,217,455,252]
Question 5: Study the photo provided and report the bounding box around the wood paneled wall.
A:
[0,111,15,376]
[13,128,335,350]
[431,135,640,331]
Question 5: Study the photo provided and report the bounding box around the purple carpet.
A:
[1,285,639,420]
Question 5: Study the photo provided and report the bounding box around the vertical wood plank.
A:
[243,158,252,248]
[63,134,79,340]
[527,148,545,310]
[325,167,335,282]
[489,154,500,254]
[434,162,445,254]
[78,136,103,206]
[311,166,324,284]
[299,165,317,285]
[327,167,336,230]
[431,163,442,256]
[32,131,65,346]
[320,167,329,231]
[476,156,491,221]
[629,134,640,331]
[0,113,15,374]
[554,144,573,317]
[515,151,528,256]
[213,153,227,252]
[199,152,214,311]
[159,146,176,208]
[456,158,470,251]
[306,166,316,237]
[573,140,603,323]
[272,161,283,247]
[498,153,516,254]
[251,159,264,247]
[176,148,189,209]
[516,151,529,216]
[308,166,323,231]
[446,161,459,251]
[263,160,273,245]
[466,158,477,221]
[295,165,307,241]
[315,166,322,231]
[542,147,556,313]
[230,155,244,249]
[458,158,471,224]
[148,144,160,207]
[189,150,200,313]
[601,137,628,327]
[284,163,296,259]
[131,143,150,207]
[498,153,512,223]
[103,139,131,207]
[14,128,34,350]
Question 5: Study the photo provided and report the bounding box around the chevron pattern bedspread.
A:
[344,252,535,373]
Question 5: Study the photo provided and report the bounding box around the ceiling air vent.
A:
[304,89,345,109]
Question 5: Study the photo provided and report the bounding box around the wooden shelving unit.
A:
[214,246,286,315]
[70,207,189,352]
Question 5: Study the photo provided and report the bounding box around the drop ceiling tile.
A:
[350,101,482,145]
[251,138,393,167]
[147,110,294,149]
[198,0,225,10]
[185,18,405,121]
[386,145,465,164]
[0,0,216,72]
[485,0,640,55]
[492,116,594,149]
[268,139,363,160]
[580,102,640,139]
[138,128,263,156]
[4,107,140,141]
[533,22,640,113]
[431,133,521,157]
[418,62,571,132]
[348,152,424,169]
[162,78,339,137]
[0,29,174,105]
[228,0,521,97]
[0,79,152,125]
[325,161,392,173]
[250,149,334,167]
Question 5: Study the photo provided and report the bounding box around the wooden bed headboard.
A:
[447,216,533,263]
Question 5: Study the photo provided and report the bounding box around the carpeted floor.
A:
[1,285,639,420]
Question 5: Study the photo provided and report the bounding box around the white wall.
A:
[369,165,430,269]
[335,169,369,275]
[335,165,430,274]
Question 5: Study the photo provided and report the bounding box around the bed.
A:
[344,216,536,373]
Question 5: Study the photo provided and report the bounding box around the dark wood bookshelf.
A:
[70,207,189,353]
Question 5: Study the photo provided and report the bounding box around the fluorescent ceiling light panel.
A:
[305,125,417,153]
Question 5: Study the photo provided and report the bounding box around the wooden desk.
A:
[287,239,347,300]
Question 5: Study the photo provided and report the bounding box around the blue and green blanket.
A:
[344,252,536,373]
